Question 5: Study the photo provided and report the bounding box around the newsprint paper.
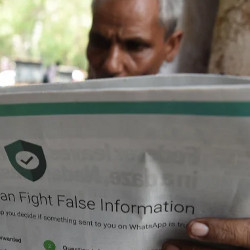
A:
[1,74,250,250]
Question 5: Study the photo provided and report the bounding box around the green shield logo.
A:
[5,140,47,182]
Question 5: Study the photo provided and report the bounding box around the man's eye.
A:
[89,33,111,49]
[125,41,148,52]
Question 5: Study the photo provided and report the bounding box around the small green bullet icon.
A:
[5,140,47,182]
[44,240,56,250]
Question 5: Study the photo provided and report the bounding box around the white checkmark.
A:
[16,151,39,170]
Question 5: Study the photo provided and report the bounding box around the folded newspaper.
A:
[1,74,250,250]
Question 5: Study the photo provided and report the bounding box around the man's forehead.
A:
[93,0,159,10]
[93,0,160,24]
[92,0,161,36]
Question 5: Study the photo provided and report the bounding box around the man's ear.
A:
[164,30,183,62]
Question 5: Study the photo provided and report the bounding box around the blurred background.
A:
[0,0,249,86]
[0,0,92,86]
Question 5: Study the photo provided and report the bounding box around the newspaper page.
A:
[1,74,250,250]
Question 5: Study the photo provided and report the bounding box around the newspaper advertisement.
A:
[1,75,250,250]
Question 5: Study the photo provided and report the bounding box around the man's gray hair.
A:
[159,0,183,38]
[91,0,184,38]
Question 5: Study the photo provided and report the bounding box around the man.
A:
[87,0,183,79]
[87,0,250,249]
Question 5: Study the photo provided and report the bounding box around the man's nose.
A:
[102,45,124,77]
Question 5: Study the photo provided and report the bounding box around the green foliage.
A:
[0,0,92,70]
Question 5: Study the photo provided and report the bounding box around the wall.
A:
[209,0,250,76]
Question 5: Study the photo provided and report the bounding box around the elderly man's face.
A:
[87,0,182,79]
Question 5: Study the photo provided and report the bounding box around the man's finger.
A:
[187,218,250,248]
[162,240,218,250]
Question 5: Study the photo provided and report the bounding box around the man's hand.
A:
[162,218,250,249]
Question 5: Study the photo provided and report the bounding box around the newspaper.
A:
[1,74,250,250]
